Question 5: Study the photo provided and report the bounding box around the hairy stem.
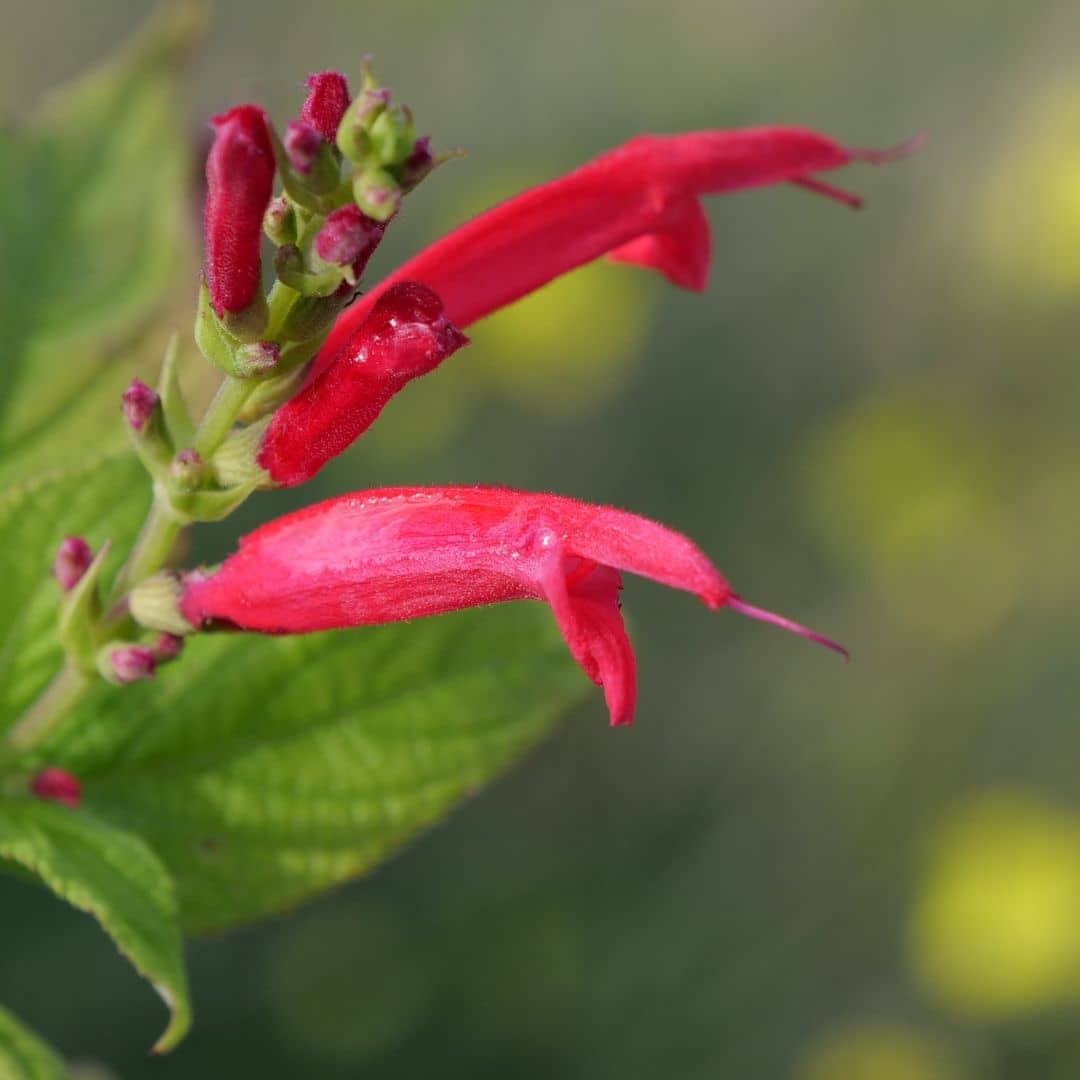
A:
[4,372,261,759]
[2,664,91,759]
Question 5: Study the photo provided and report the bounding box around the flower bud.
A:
[368,106,415,166]
[336,87,390,161]
[171,449,209,490]
[353,166,400,222]
[264,195,297,246]
[105,645,157,685]
[204,104,276,320]
[234,340,281,378]
[301,71,351,141]
[284,120,323,175]
[31,768,82,808]
[129,571,195,636]
[53,536,94,591]
[314,206,384,276]
[400,135,435,191]
[122,379,159,433]
[153,632,185,663]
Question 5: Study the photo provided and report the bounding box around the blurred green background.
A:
[4,0,1080,1076]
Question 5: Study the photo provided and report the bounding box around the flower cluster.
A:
[40,59,917,807]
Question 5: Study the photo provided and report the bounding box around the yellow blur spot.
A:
[910,793,1080,1019]
[795,1023,963,1080]
[977,88,1080,293]
[443,174,653,415]
[799,393,1022,646]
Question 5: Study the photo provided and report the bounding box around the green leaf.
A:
[54,608,585,934]
[0,4,202,488]
[0,453,148,731]
[0,1004,66,1080]
[0,799,190,1053]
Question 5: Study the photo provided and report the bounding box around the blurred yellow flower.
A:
[976,87,1080,294]
[798,392,1022,646]
[910,792,1080,1019]
[795,1022,964,1080]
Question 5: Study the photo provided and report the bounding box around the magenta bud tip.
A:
[110,645,157,684]
[53,535,94,591]
[31,767,82,808]
[122,379,159,433]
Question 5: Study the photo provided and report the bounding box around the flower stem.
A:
[2,664,90,759]
[3,372,260,761]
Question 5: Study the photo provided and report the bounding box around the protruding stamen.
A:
[849,132,928,165]
[791,176,863,209]
[726,594,849,660]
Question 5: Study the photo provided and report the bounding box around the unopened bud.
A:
[171,449,208,490]
[301,71,351,141]
[400,135,435,191]
[336,87,391,161]
[106,645,157,685]
[204,105,276,319]
[153,632,185,663]
[31,768,82,808]
[368,106,414,167]
[284,120,323,175]
[353,167,400,222]
[53,536,94,591]
[129,571,195,636]
[122,379,159,433]
[315,205,384,273]
[264,195,297,246]
[234,340,281,378]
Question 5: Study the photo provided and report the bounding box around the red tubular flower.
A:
[312,126,921,374]
[257,283,468,487]
[31,768,82,808]
[301,71,351,141]
[204,104,276,317]
[180,487,846,726]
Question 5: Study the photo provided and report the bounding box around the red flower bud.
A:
[204,104,276,317]
[257,283,467,486]
[122,378,159,433]
[400,135,434,191]
[315,126,922,370]
[53,536,94,591]
[284,120,323,175]
[31,768,82,808]
[301,71,351,141]
[314,205,384,273]
[153,632,185,662]
[181,488,846,726]
[109,645,157,684]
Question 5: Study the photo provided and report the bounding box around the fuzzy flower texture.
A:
[188,69,919,725]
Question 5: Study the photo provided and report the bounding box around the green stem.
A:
[4,373,260,761]
[2,664,90,759]
[193,377,255,459]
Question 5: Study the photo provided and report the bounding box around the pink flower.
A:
[180,487,845,726]
[204,104,276,317]
[257,283,468,486]
[31,768,82,808]
[312,126,920,373]
[301,70,351,141]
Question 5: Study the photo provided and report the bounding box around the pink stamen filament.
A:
[726,595,849,661]
[790,176,863,209]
